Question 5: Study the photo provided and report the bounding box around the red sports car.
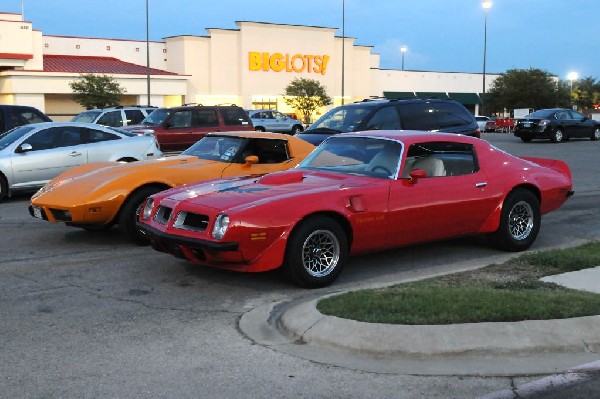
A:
[137,131,574,287]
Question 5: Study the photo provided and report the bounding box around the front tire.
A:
[291,125,304,134]
[0,174,7,202]
[487,189,540,252]
[254,126,265,132]
[551,129,564,143]
[283,216,348,288]
[119,186,164,245]
[520,137,532,143]
[591,127,600,141]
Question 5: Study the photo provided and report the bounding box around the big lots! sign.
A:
[248,52,330,75]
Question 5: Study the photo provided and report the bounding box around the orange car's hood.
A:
[32,155,218,202]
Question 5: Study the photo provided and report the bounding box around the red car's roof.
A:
[335,130,482,146]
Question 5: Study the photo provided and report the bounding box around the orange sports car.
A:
[29,131,315,244]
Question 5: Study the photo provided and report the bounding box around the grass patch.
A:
[317,241,600,325]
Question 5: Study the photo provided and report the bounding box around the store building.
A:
[0,11,496,120]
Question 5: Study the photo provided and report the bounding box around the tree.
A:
[69,74,125,109]
[283,78,332,124]
[487,68,570,114]
[572,76,600,110]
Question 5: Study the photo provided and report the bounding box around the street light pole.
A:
[341,0,345,105]
[400,46,407,70]
[482,1,491,115]
[567,71,578,109]
[146,0,151,106]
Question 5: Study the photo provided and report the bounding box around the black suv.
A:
[297,98,479,145]
[0,105,52,134]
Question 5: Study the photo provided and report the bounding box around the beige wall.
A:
[1,11,501,118]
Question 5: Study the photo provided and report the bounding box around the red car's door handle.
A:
[475,182,487,188]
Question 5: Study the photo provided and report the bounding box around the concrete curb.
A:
[280,298,600,357]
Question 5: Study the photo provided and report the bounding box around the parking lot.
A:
[1,133,599,398]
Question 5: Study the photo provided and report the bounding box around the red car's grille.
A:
[154,205,172,224]
[173,211,209,232]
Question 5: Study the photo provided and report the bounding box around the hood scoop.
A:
[258,170,304,185]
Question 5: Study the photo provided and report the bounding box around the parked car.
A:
[29,131,315,243]
[475,115,492,131]
[124,105,254,152]
[484,117,497,132]
[71,106,157,128]
[296,98,480,145]
[248,109,304,134]
[137,131,573,287]
[0,122,161,201]
[0,105,52,134]
[514,108,600,143]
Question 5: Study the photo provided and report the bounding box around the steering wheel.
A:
[371,165,392,176]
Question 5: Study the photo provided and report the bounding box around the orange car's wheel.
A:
[119,186,165,245]
[283,216,348,288]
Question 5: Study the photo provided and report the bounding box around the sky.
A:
[3,0,597,81]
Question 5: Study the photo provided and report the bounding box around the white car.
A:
[0,122,162,200]
[72,106,157,128]
[475,115,492,131]
[248,110,304,134]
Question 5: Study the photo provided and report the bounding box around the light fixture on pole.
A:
[400,46,407,71]
[482,0,492,114]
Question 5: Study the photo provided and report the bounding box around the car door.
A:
[568,110,592,138]
[157,109,195,151]
[253,111,276,131]
[84,127,126,162]
[554,110,576,136]
[10,126,87,189]
[271,111,292,131]
[384,142,497,247]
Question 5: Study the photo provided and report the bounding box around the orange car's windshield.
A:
[183,136,249,162]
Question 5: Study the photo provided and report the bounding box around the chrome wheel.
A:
[508,200,534,241]
[552,129,564,143]
[301,229,340,278]
[592,128,600,141]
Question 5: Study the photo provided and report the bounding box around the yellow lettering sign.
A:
[248,52,329,75]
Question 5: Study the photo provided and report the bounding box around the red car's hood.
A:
[162,169,377,212]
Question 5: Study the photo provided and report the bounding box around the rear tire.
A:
[283,216,348,288]
[551,129,564,143]
[520,137,532,143]
[119,186,164,245]
[254,126,265,132]
[487,189,540,252]
[591,128,600,141]
[291,125,304,134]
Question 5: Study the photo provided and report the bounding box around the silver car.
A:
[248,110,304,134]
[0,122,162,200]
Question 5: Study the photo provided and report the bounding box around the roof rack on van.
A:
[216,103,239,107]
[181,103,202,106]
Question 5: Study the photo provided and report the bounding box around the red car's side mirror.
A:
[408,168,427,184]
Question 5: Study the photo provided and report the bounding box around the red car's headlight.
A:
[212,214,230,240]
[141,198,155,220]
